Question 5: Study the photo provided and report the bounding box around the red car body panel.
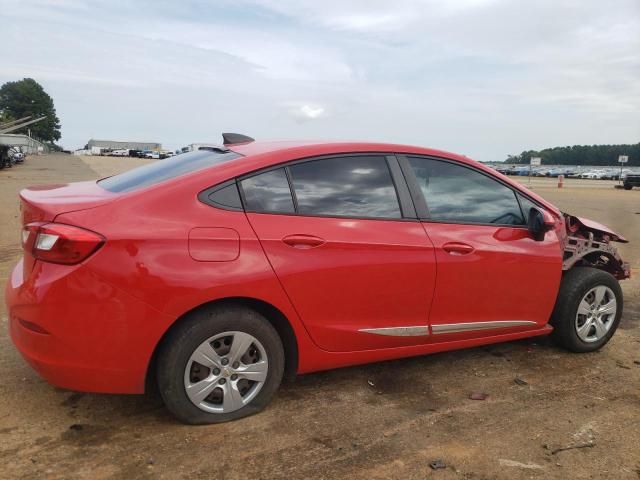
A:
[4,141,602,394]
[423,223,562,336]
[246,212,437,351]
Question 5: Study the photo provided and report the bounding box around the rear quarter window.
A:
[98,150,242,193]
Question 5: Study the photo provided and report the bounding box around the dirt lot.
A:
[0,154,638,480]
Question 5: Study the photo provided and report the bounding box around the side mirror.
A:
[528,207,554,241]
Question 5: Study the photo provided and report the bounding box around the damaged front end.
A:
[562,214,631,280]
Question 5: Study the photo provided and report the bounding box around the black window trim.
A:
[396,153,545,229]
[198,179,244,211]
[236,152,417,222]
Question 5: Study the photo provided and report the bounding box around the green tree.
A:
[0,78,61,142]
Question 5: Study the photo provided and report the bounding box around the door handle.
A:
[442,242,474,255]
[282,234,326,249]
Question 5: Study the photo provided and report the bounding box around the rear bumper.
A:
[6,258,173,394]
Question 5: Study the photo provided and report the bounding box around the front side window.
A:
[288,156,401,219]
[407,157,525,225]
[240,168,295,213]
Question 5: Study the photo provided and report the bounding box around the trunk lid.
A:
[20,181,117,224]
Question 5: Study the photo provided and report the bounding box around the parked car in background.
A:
[622,172,640,190]
[494,165,512,175]
[110,149,129,157]
[0,145,12,169]
[546,168,576,178]
[602,169,631,181]
[9,147,24,164]
[580,169,607,179]
[6,135,630,424]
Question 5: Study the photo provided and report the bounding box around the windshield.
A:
[98,149,242,193]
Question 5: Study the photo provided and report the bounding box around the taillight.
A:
[22,222,105,265]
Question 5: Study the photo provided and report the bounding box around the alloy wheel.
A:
[183,331,268,413]
[575,286,617,343]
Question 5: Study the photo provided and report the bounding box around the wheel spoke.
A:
[237,360,268,382]
[228,332,254,365]
[577,299,592,317]
[222,381,245,411]
[191,342,222,368]
[593,318,608,338]
[593,286,607,306]
[577,318,593,339]
[186,377,219,404]
[598,299,617,317]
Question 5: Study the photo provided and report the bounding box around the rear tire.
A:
[550,267,623,352]
[157,305,284,424]
[623,183,633,190]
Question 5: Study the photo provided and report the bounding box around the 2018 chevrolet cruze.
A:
[6,134,630,424]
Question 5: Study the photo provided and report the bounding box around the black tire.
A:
[157,305,284,424]
[623,183,633,190]
[550,267,623,352]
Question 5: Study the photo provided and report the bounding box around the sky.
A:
[1,0,639,161]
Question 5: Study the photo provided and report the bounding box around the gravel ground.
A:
[0,154,638,480]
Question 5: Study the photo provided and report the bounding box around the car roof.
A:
[228,140,470,163]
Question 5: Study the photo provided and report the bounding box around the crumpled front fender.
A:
[563,214,630,279]
[568,215,628,243]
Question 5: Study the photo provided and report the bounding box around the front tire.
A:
[157,305,284,424]
[550,267,623,352]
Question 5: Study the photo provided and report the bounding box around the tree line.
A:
[505,143,639,166]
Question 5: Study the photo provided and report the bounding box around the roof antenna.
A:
[222,133,255,145]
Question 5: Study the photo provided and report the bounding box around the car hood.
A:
[569,215,628,243]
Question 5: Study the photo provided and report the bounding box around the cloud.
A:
[287,103,327,121]
[0,0,638,159]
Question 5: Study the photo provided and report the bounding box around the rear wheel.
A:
[623,183,633,190]
[157,305,284,424]
[550,267,623,352]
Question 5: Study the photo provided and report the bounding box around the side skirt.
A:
[297,324,553,374]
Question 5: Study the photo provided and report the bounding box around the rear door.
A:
[399,155,562,339]
[240,154,437,352]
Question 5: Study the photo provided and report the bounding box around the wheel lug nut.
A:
[218,378,226,385]
[232,362,239,369]
[231,374,238,381]
[213,368,221,375]
[221,358,229,366]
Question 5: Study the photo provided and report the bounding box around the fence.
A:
[0,133,49,154]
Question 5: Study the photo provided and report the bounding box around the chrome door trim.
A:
[359,326,430,337]
[431,320,537,334]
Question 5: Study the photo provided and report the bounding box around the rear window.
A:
[98,150,242,193]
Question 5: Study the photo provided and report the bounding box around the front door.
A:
[239,155,437,352]
[402,155,562,339]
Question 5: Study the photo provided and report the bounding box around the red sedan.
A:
[6,134,630,424]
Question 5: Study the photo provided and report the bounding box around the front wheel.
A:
[550,267,623,352]
[157,305,284,424]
